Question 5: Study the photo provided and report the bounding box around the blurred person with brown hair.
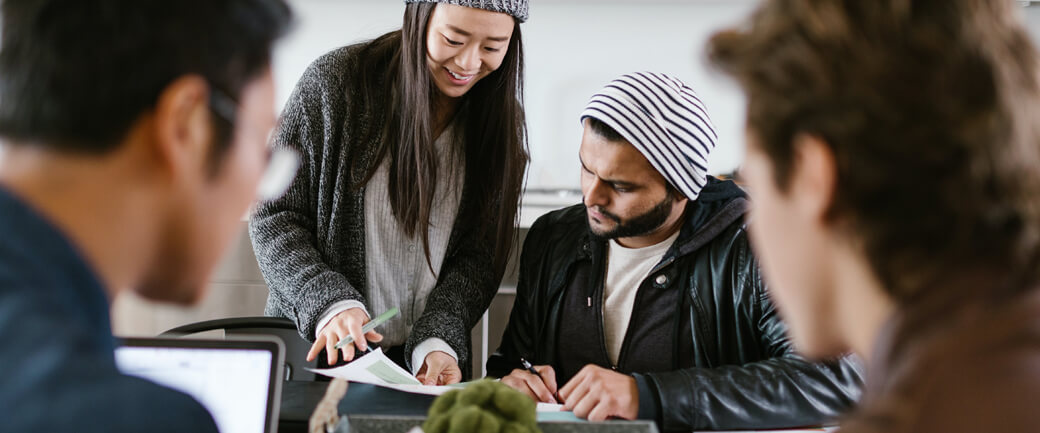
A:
[709,0,1040,431]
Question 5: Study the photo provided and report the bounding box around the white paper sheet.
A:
[308,348,464,396]
[536,403,564,412]
[308,348,419,384]
[308,350,577,412]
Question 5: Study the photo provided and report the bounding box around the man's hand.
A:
[501,365,559,403]
[306,307,383,365]
[559,365,639,421]
[416,351,462,385]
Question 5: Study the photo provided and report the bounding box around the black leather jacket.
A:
[487,179,863,432]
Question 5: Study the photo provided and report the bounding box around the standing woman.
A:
[249,0,528,385]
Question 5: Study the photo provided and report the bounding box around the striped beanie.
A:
[581,72,718,201]
[404,0,529,23]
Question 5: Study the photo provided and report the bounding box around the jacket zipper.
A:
[586,242,615,371]
[648,256,675,276]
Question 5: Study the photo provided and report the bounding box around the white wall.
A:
[5,1,1040,186]
[272,0,760,191]
[272,1,1040,191]
[8,0,1040,338]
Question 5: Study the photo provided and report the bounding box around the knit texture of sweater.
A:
[248,41,499,377]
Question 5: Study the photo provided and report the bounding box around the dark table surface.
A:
[279,381,659,433]
[279,381,329,433]
[279,380,438,433]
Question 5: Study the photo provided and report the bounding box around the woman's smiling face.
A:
[425,4,514,100]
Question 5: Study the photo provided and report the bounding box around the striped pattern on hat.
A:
[580,72,718,201]
[404,0,529,22]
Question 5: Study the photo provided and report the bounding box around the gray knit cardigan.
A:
[248,42,499,377]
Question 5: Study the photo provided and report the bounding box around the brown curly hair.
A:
[708,0,1040,303]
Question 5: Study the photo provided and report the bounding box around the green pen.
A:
[333,307,400,350]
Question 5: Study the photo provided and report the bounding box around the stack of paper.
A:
[308,349,575,418]
[308,348,462,396]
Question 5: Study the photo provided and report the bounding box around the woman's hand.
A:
[415,351,462,385]
[307,307,383,365]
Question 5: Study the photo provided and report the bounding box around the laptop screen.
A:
[115,338,283,433]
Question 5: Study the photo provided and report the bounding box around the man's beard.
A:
[587,194,675,240]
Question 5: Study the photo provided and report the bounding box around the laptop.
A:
[115,336,285,433]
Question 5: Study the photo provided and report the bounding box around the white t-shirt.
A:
[602,229,681,366]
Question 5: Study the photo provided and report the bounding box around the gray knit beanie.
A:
[405,0,529,23]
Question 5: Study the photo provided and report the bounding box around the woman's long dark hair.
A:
[354,3,528,280]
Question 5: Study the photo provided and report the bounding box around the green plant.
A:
[422,380,540,433]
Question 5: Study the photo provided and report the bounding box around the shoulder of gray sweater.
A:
[291,43,370,112]
[282,42,381,165]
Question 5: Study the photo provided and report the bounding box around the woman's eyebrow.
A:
[446,24,510,42]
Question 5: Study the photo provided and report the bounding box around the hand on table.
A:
[416,351,462,385]
[501,364,559,404]
[559,364,639,421]
[307,307,383,365]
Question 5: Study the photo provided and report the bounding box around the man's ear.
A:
[790,133,838,225]
[151,75,212,182]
